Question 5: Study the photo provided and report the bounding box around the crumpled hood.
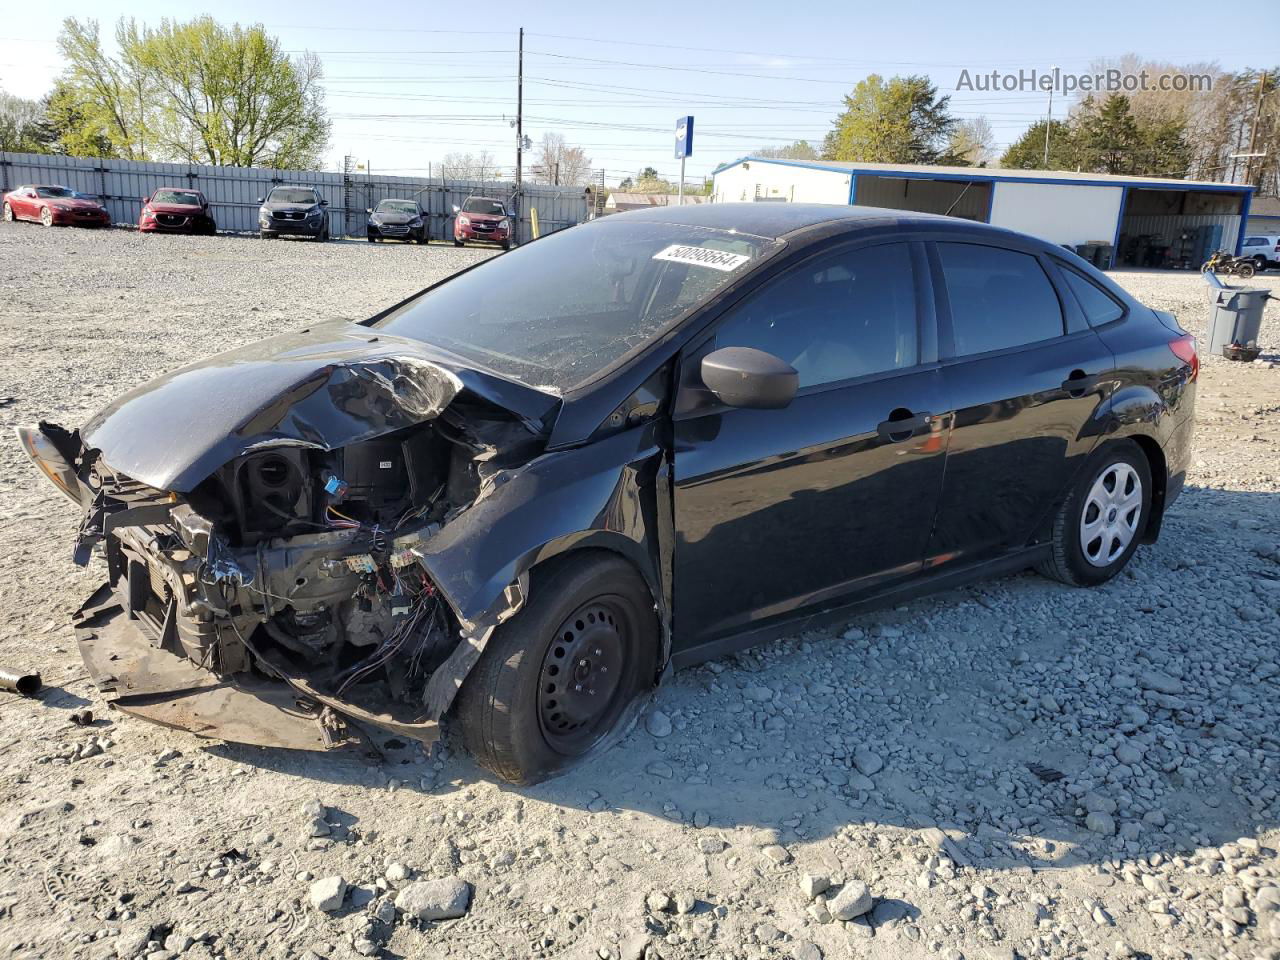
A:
[81,320,559,492]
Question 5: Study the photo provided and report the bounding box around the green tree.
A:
[54,16,329,168]
[1000,119,1077,169]
[0,88,56,153]
[1073,94,1143,174]
[822,74,960,164]
[756,140,819,161]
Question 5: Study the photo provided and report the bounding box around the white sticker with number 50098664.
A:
[652,244,751,272]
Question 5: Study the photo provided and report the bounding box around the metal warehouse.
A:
[711,157,1256,270]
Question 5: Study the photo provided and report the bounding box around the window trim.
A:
[928,238,1071,363]
[685,236,934,402]
[1047,258,1131,330]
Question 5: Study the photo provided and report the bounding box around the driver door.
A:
[670,240,949,653]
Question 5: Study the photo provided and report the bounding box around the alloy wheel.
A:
[2,203,11,222]
[537,598,629,755]
[1079,462,1142,567]
[40,207,52,227]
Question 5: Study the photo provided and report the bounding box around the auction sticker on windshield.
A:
[652,244,752,272]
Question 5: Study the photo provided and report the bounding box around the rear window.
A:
[938,243,1064,356]
[1060,267,1125,326]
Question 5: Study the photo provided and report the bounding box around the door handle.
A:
[877,410,933,443]
[1061,370,1099,397]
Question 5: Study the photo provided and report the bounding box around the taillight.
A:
[1169,334,1198,382]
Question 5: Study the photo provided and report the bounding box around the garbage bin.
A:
[1205,273,1270,361]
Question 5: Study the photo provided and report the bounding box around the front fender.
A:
[414,423,668,631]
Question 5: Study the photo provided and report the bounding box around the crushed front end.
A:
[19,355,548,751]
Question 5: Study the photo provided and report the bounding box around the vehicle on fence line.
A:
[258,185,329,241]
[2,184,110,228]
[138,188,216,235]
[367,199,429,244]
[1241,234,1280,272]
[1201,249,1257,279]
[18,203,1197,785]
[453,196,511,249]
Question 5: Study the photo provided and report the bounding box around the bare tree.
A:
[948,117,996,166]
[533,132,592,185]
[440,150,502,181]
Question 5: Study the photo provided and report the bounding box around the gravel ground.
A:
[0,222,1278,960]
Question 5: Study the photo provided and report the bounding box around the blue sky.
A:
[2,0,1276,184]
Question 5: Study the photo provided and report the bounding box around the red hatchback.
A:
[138,188,216,235]
[2,184,110,228]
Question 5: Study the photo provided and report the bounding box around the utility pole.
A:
[1244,70,1269,186]
[515,27,524,243]
[1043,65,1057,168]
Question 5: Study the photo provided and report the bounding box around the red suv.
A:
[453,196,512,250]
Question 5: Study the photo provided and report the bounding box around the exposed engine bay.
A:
[30,387,545,751]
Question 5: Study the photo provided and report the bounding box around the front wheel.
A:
[40,207,53,227]
[1036,441,1152,587]
[454,553,658,785]
[2,202,12,223]
[453,237,464,247]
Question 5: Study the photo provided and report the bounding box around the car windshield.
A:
[268,188,319,204]
[377,200,418,214]
[462,198,505,215]
[153,190,202,206]
[36,187,75,199]
[375,220,781,393]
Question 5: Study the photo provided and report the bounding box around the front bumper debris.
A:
[74,584,441,751]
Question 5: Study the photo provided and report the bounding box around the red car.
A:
[2,184,111,228]
[138,188,216,235]
[452,196,512,250]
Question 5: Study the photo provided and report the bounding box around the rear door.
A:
[924,239,1115,566]
[671,239,949,651]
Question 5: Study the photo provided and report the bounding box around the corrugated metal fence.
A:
[0,151,589,244]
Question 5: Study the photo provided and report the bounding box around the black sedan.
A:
[19,204,1196,784]
[367,198,429,243]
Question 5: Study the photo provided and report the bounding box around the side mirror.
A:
[140,196,148,204]
[365,208,373,214]
[319,198,329,206]
[256,196,264,203]
[700,347,798,410]
[452,204,460,214]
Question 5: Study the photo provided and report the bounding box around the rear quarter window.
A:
[938,242,1064,356]
[1059,266,1125,327]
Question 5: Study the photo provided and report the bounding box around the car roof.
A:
[610,201,1008,241]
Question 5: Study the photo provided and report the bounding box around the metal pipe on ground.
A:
[0,668,41,696]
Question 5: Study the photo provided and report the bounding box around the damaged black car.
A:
[19,203,1196,784]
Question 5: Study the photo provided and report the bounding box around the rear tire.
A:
[1237,262,1255,279]
[454,553,658,785]
[1036,441,1152,587]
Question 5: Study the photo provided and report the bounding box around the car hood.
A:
[81,320,560,492]
[373,213,417,224]
[148,202,204,215]
[463,212,505,223]
[48,198,103,210]
[262,201,320,213]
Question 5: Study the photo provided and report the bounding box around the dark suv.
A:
[258,186,330,241]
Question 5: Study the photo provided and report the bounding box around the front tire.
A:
[454,237,464,247]
[454,553,658,785]
[40,207,53,227]
[1036,441,1152,587]
[2,202,12,223]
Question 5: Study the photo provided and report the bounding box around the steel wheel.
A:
[1079,462,1142,568]
[537,598,630,755]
